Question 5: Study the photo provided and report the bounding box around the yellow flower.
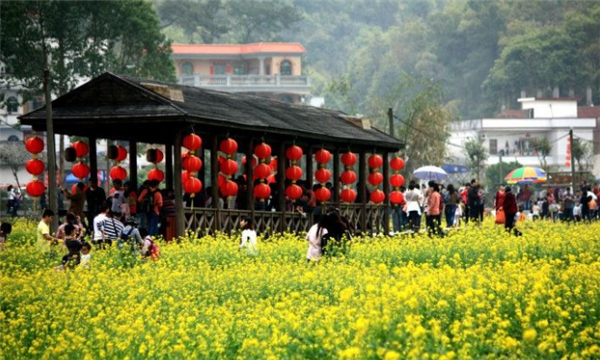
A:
[523,328,537,342]
[384,350,401,360]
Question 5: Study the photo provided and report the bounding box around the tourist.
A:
[137,180,163,235]
[239,216,258,256]
[58,224,82,270]
[467,179,481,225]
[494,185,506,224]
[122,181,137,219]
[119,216,142,252]
[140,228,160,261]
[109,179,126,217]
[391,186,406,234]
[454,198,463,227]
[404,183,422,233]
[580,187,591,222]
[426,183,443,237]
[0,222,12,250]
[80,242,92,268]
[444,184,458,228]
[136,181,151,229]
[503,186,520,235]
[563,188,575,222]
[6,185,20,217]
[460,183,470,224]
[37,209,58,251]
[321,209,351,256]
[160,189,176,241]
[103,211,124,246]
[521,184,532,211]
[57,212,83,241]
[62,183,87,229]
[306,216,328,262]
[573,201,582,222]
[85,178,106,233]
[92,205,109,248]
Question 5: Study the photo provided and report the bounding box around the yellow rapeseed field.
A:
[2,219,600,360]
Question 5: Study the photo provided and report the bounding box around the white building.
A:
[448,97,600,176]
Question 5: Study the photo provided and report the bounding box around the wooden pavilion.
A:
[20,72,403,237]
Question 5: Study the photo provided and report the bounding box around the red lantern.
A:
[148,169,165,182]
[286,145,303,162]
[182,170,192,185]
[390,157,405,171]
[341,152,357,167]
[72,141,89,158]
[368,172,384,186]
[109,166,127,181]
[183,155,202,173]
[269,157,278,171]
[25,137,44,154]
[220,138,238,155]
[25,159,45,176]
[340,188,357,203]
[315,187,331,203]
[315,149,332,164]
[390,174,405,188]
[286,184,303,200]
[390,191,405,205]
[254,183,271,200]
[370,189,385,204]
[220,159,238,176]
[254,143,272,159]
[26,180,45,197]
[183,134,202,152]
[340,170,357,185]
[220,180,238,197]
[218,174,226,187]
[72,162,90,179]
[184,177,202,194]
[368,154,383,169]
[315,168,331,184]
[266,174,276,184]
[286,165,303,182]
[254,163,271,179]
[146,149,164,164]
[116,146,128,162]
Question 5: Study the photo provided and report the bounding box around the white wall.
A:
[518,98,578,118]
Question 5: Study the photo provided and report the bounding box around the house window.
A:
[7,135,19,142]
[6,96,18,114]
[233,62,246,75]
[213,64,226,75]
[280,95,294,103]
[181,62,194,76]
[489,139,497,155]
[280,60,292,76]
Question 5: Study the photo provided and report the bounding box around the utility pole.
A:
[569,129,576,192]
[388,108,394,138]
[44,69,59,231]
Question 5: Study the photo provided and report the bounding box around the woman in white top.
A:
[240,216,258,255]
[306,217,328,262]
[404,184,422,233]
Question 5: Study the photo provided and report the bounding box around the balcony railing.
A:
[179,74,311,89]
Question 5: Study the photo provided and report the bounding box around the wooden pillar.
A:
[165,143,173,190]
[129,141,138,190]
[200,148,206,190]
[278,142,286,232]
[382,152,390,235]
[173,131,184,238]
[246,139,255,216]
[333,148,340,206]
[306,146,314,189]
[359,149,367,234]
[211,135,221,232]
[89,137,97,181]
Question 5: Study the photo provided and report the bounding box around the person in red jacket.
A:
[503,186,520,235]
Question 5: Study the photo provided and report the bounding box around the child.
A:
[454,199,463,228]
[59,224,82,270]
[239,216,258,256]
[573,201,582,222]
[80,242,92,268]
[140,228,160,261]
[0,222,12,250]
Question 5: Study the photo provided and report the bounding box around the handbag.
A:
[495,208,505,224]
[403,192,415,213]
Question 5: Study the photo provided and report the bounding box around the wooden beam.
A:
[278,142,286,232]
[129,141,138,191]
[173,131,184,238]
[382,152,390,235]
[165,143,173,190]
[359,149,367,234]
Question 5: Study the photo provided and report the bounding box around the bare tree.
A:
[464,136,488,181]
[0,141,33,188]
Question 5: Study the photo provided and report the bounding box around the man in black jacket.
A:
[468,179,481,225]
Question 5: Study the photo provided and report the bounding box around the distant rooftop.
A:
[518,97,580,102]
[171,43,306,56]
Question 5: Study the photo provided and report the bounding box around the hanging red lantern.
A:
[109,166,127,181]
[183,155,202,173]
[155,149,164,163]
[220,138,238,155]
[368,154,383,169]
[269,157,278,171]
[315,187,331,203]
[368,172,384,186]
[72,141,89,158]
[341,152,357,167]
[340,188,357,203]
[218,174,226,187]
[390,157,405,171]
[267,174,276,184]
[72,162,90,179]
[340,170,357,185]
[285,165,303,182]
[220,180,238,197]
[220,159,238,176]
[254,142,272,159]
[254,163,271,179]
[25,159,45,176]
[116,146,128,162]
[254,183,271,201]
[146,149,165,163]
[183,133,202,152]
[390,174,405,188]
[25,137,44,154]
[148,169,165,182]
[315,168,332,184]
[286,184,303,200]
[182,170,192,185]
[286,145,303,162]
[390,191,405,205]
[184,177,202,194]
[26,180,45,197]
[370,189,385,204]
[315,149,332,164]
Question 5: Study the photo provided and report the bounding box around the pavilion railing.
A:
[183,204,385,236]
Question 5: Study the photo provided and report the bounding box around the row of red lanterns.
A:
[182,133,203,197]
[340,151,357,203]
[25,137,45,198]
[219,138,239,199]
[314,149,332,203]
[253,142,271,202]
[390,157,405,206]
[107,144,128,181]
[285,145,303,201]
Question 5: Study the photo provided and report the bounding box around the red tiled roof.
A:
[172,43,306,55]
[578,106,600,118]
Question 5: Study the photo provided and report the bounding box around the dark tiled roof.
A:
[578,106,600,119]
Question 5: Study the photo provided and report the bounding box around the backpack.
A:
[139,190,156,213]
[120,227,134,242]
[148,239,160,260]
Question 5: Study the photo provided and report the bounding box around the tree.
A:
[464,136,488,181]
[531,137,552,171]
[485,160,522,188]
[0,141,34,189]
[157,0,229,43]
[571,138,594,171]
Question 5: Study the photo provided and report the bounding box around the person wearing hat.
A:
[118,216,142,252]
